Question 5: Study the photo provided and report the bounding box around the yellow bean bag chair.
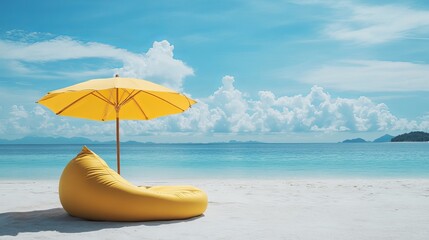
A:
[59,146,208,221]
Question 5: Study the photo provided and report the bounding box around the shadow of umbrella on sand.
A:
[37,75,196,174]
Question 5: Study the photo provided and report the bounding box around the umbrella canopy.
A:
[37,75,196,174]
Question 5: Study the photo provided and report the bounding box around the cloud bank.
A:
[173,76,426,133]
[3,76,428,140]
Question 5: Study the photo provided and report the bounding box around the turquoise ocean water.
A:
[0,143,428,180]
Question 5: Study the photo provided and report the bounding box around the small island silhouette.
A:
[342,131,429,143]
[391,131,429,142]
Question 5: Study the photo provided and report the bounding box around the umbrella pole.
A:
[116,115,121,175]
[115,87,121,175]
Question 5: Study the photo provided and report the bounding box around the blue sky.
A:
[0,0,428,142]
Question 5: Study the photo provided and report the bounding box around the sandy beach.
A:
[1,179,429,239]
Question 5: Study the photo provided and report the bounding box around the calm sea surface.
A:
[0,143,428,180]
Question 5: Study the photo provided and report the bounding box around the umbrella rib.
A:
[119,90,142,108]
[99,90,114,121]
[119,90,137,107]
[89,91,116,121]
[185,95,192,108]
[117,88,127,105]
[131,97,149,120]
[141,91,186,111]
[92,91,115,105]
[56,91,94,115]
[120,89,148,119]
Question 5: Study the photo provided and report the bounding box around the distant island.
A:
[341,132,428,143]
[373,134,394,143]
[391,131,429,142]
[227,140,262,144]
[0,136,97,145]
[0,136,150,145]
[0,136,264,145]
[342,138,367,143]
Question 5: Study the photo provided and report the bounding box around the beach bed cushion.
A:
[59,146,208,221]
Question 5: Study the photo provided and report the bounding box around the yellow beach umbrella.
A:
[37,75,196,174]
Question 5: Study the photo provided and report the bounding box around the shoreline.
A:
[3,175,429,182]
[1,179,429,239]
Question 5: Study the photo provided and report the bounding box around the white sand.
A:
[1,179,429,240]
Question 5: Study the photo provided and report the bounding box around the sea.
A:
[0,143,428,180]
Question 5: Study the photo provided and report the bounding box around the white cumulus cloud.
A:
[0,33,193,90]
[116,40,194,90]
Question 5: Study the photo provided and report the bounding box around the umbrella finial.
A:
[115,74,120,78]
